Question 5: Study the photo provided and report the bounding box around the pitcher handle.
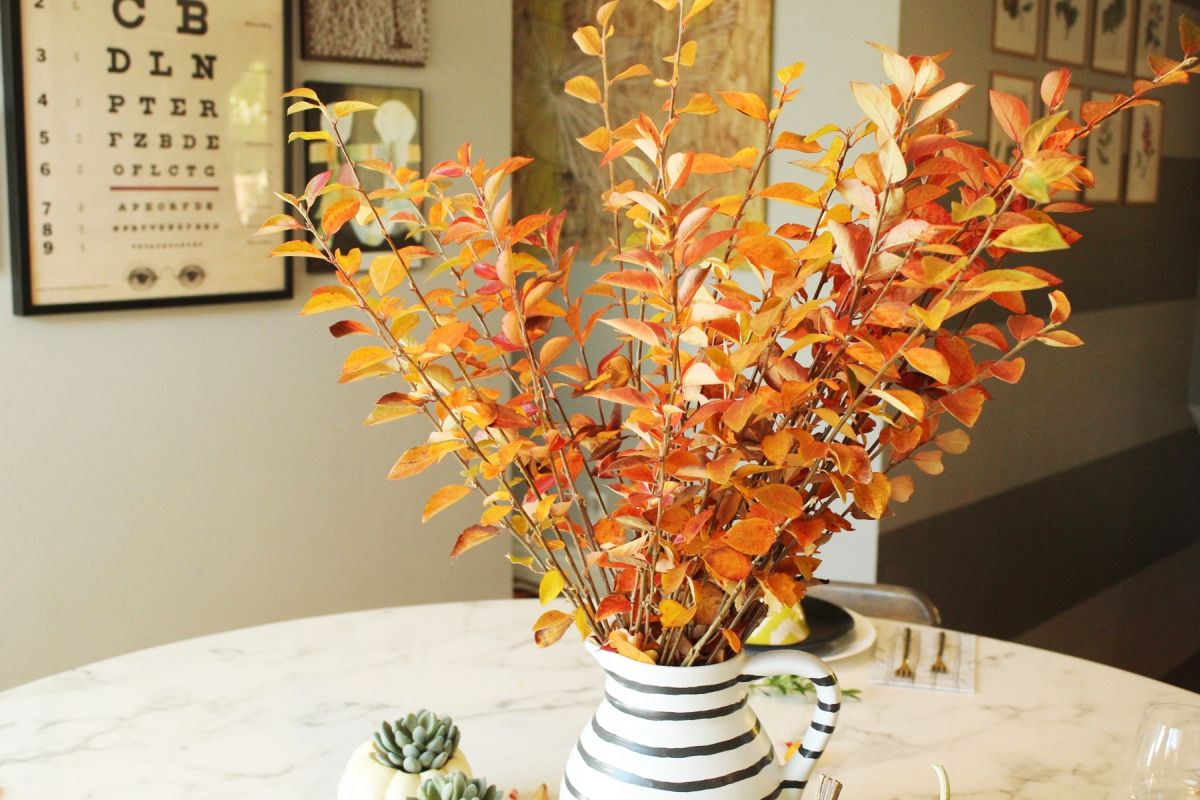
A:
[742,649,841,793]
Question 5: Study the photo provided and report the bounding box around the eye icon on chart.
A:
[127,265,207,291]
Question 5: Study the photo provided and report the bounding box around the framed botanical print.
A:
[1083,90,1127,203]
[1091,0,1135,74]
[1044,0,1092,65]
[993,0,1044,57]
[1133,0,1170,78]
[989,74,1038,162]
[1125,104,1162,203]
[302,82,423,273]
[1,0,292,315]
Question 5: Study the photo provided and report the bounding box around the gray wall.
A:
[882,0,1200,640]
[0,0,514,690]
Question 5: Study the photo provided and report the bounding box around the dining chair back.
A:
[808,580,942,626]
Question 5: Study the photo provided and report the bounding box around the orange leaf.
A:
[564,75,601,104]
[301,286,357,316]
[1007,315,1044,341]
[533,610,573,648]
[719,91,768,122]
[1048,290,1071,324]
[271,239,326,259]
[719,628,743,654]
[988,358,1026,383]
[762,431,792,465]
[725,519,777,555]
[758,182,820,207]
[599,317,663,348]
[587,387,656,408]
[903,347,951,383]
[754,484,805,519]
[321,198,361,238]
[911,450,944,475]
[1041,68,1071,111]
[940,387,986,427]
[891,474,915,502]
[871,387,926,420]
[597,594,633,621]
[450,525,501,557]
[705,546,753,580]
[423,485,472,523]
[763,572,799,606]
[388,446,438,480]
[659,599,697,628]
[1181,15,1200,57]
[989,89,1030,141]
[935,429,970,455]
[598,270,661,294]
[854,473,891,519]
[426,321,472,354]
[607,629,655,663]
[1038,330,1084,347]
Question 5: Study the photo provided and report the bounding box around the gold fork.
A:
[931,631,949,675]
[894,627,915,679]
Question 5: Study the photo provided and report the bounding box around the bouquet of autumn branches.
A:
[264,1,1199,668]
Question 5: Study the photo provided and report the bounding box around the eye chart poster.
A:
[3,0,291,314]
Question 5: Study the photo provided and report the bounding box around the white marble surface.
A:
[0,598,1195,799]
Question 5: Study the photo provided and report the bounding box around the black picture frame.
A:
[2,0,294,315]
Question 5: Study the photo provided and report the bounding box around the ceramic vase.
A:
[560,639,840,799]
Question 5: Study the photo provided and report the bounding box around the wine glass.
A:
[1121,703,1200,799]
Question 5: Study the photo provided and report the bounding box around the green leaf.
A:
[950,195,996,223]
[330,100,378,119]
[992,223,1069,252]
[1020,111,1068,155]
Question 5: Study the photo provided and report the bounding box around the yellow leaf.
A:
[963,269,1050,293]
[607,629,656,663]
[565,75,602,104]
[300,286,356,316]
[364,404,419,426]
[574,608,592,639]
[331,100,378,119]
[282,87,320,101]
[450,524,501,557]
[902,347,951,383]
[684,0,717,24]
[612,64,652,82]
[539,569,566,605]
[596,0,619,26]
[776,61,805,84]
[871,387,926,420]
[533,610,573,648]
[271,240,325,259]
[422,485,472,523]
[288,130,333,144]
[369,254,408,295]
[935,429,970,454]
[992,224,1069,252]
[573,26,603,56]
[659,599,697,628]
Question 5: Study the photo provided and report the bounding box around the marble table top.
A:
[0,598,1195,799]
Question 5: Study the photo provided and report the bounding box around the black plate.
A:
[747,597,855,652]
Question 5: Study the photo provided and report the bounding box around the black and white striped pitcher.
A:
[561,640,840,799]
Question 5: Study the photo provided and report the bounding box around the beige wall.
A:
[0,0,514,690]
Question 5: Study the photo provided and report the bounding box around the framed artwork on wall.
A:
[988,73,1038,162]
[1125,104,1162,203]
[1083,90,1128,203]
[1,0,292,315]
[993,0,1044,58]
[1133,0,1170,78]
[301,0,428,66]
[1044,0,1092,65]
[302,82,423,273]
[1091,0,1135,74]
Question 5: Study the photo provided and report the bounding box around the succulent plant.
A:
[371,710,461,773]
[410,772,499,800]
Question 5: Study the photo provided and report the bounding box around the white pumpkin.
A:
[337,740,472,800]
